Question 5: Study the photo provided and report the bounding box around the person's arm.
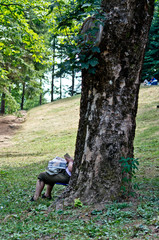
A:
[67,160,73,172]
[64,154,74,173]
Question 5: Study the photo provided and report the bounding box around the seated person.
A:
[150,76,158,85]
[144,79,149,85]
[31,154,73,201]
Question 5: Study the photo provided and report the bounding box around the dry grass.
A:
[0,86,158,171]
[0,95,80,167]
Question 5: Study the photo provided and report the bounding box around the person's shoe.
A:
[42,193,52,200]
[30,196,35,201]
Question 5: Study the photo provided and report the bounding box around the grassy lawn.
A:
[0,87,159,239]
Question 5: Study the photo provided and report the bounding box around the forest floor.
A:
[0,111,27,148]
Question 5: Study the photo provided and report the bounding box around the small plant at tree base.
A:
[74,198,83,208]
[119,157,139,197]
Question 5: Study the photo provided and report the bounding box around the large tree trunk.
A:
[61,0,154,205]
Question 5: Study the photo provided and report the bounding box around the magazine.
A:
[46,157,67,175]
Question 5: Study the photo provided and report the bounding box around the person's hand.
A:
[64,153,74,163]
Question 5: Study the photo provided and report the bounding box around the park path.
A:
[0,111,27,148]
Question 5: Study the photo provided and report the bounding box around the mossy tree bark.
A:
[62,0,154,204]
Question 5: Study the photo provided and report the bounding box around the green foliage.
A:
[0,169,8,176]
[3,88,20,114]
[119,157,139,196]
[119,157,139,177]
[2,0,101,112]
[0,0,51,113]
[74,198,83,207]
[47,0,103,77]
[24,94,48,110]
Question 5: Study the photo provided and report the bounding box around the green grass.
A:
[0,87,159,239]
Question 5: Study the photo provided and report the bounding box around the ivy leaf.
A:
[81,3,92,8]
[92,46,100,53]
[89,58,98,67]
[81,62,89,69]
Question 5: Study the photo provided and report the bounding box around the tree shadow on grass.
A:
[0,152,47,158]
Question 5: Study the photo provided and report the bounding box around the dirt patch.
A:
[0,111,27,148]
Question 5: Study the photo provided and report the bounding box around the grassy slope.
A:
[135,87,159,179]
[0,87,158,240]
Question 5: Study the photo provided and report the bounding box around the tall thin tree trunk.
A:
[60,75,62,99]
[59,49,63,99]
[71,70,75,96]
[21,82,25,110]
[8,86,11,113]
[39,79,42,105]
[60,0,154,205]
[0,92,5,114]
[51,36,56,102]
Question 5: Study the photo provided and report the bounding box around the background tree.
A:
[46,0,101,100]
[60,0,155,205]
[142,1,159,81]
[0,92,5,114]
[50,35,56,102]
[0,0,50,113]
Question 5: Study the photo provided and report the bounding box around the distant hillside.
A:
[0,86,158,171]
